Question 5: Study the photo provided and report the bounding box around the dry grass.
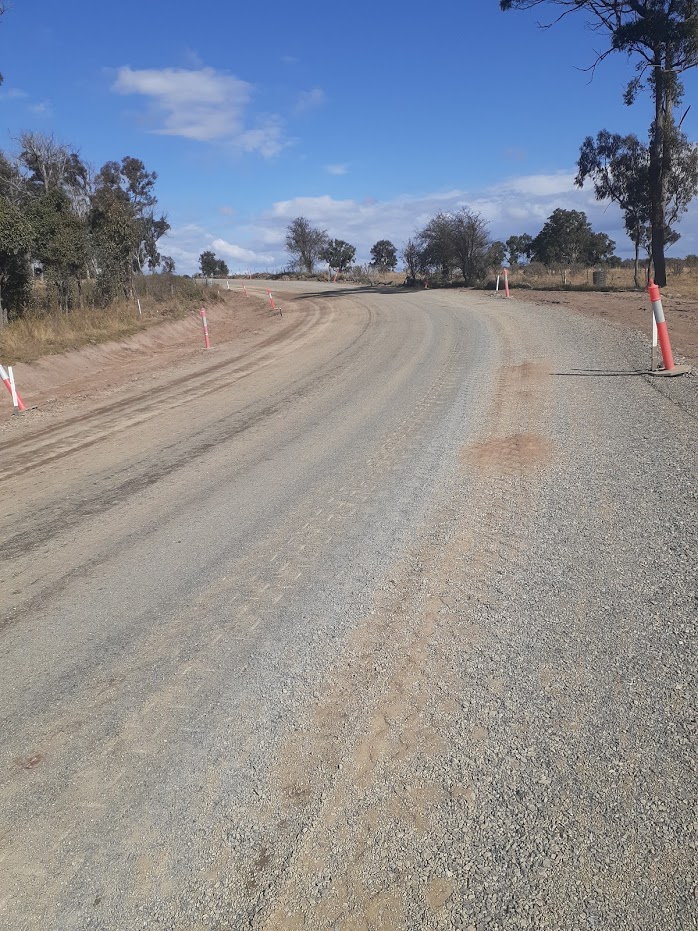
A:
[0,277,222,365]
[504,264,698,300]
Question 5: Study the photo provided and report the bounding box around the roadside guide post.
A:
[0,363,26,412]
[496,274,500,293]
[646,280,690,376]
[267,289,276,310]
[200,307,210,349]
[504,267,510,298]
[648,280,674,371]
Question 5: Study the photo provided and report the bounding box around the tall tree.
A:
[369,239,398,270]
[577,129,698,286]
[90,157,169,301]
[505,233,534,266]
[199,251,229,277]
[417,213,456,278]
[500,0,698,285]
[285,217,328,273]
[449,208,492,284]
[321,238,356,274]
[28,189,88,311]
[0,196,33,325]
[532,208,615,272]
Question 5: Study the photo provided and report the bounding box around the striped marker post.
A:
[200,307,210,349]
[504,268,510,298]
[267,289,276,311]
[0,363,26,411]
[648,280,674,371]
[243,284,248,297]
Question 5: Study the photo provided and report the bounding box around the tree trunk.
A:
[649,55,669,287]
[633,238,640,289]
[0,281,6,327]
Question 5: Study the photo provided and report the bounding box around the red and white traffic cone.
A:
[647,280,674,371]
[0,363,26,412]
[503,268,510,298]
[200,308,210,349]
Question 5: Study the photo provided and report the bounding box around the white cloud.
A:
[326,163,349,176]
[112,65,287,157]
[294,87,326,113]
[211,238,275,264]
[162,168,698,275]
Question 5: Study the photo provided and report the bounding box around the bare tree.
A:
[285,217,328,273]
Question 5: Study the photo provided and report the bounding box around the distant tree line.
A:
[0,132,172,325]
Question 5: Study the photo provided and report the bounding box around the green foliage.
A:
[27,190,87,311]
[199,251,229,277]
[486,240,507,270]
[0,196,33,323]
[321,238,356,272]
[531,209,615,268]
[505,234,534,265]
[285,217,329,273]
[369,239,398,270]
[500,0,698,285]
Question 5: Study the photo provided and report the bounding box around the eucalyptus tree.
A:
[500,0,698,285]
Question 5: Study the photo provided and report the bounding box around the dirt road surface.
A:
[1,283,696,930]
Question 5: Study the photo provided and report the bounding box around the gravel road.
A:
[0,283,695,930]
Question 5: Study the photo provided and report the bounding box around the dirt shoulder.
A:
[504,287,698,366]
[0,288,283,423]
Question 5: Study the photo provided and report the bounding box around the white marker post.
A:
[137,298,142,317]
[200,307,210,349]
[8,366,19,414]
[651,316,658,372]
[0,363,26,411]
[496,274,500,293]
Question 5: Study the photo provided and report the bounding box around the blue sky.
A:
[1,0,697,272]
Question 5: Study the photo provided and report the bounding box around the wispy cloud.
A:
[0,87,29,101]
[112,65,287,157]
[326,163,349,176]
[294,87,326,113]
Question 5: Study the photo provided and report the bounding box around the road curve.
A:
[0,283,695,931]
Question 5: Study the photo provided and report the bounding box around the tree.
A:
[161,256,176,275]
[505,233,534,266]
[285,217,328,273]
[417,213,456,278]
[500,0,698,286]
[28,189,87,311]
[448,209,492,284]
[577,129,698,286]
[199,251,229,277]
[531,209,615,273]
[401,238,422,282]
[321,238,356,274]
[486,240,507,270]
[90,157,169,301]
[369,239,398,270]
[0,196,33,325]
